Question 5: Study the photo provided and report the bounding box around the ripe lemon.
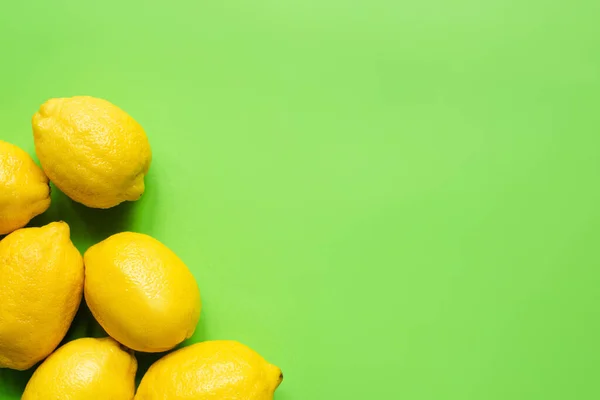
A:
[0,222,83,370]
[0,140,50,235]
[136,340,283,400]
[32,96,152,209]
[22,337,137,400]
[84,232,201,352]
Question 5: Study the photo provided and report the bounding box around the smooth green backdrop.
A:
[1,0,600,398]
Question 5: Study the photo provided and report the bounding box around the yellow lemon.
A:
[0,140,50,235]
[32,96,152,209]
[22,337,137,400]
[0,222,83,370]
[136,340,283,400]
[84,232,201,352]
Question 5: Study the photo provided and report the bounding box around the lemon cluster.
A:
[0,96,282,399]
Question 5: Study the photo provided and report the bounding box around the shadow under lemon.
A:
[0,365,35,397]
[28,183,140,252]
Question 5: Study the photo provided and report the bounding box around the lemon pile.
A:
[0,96,283,399]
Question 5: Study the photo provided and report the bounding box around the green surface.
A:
[1,0,600,398]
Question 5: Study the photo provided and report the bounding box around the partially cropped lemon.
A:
[0,140,50,235]
[32,96,152,209]
[136,340,283,400]
[22,337,137,400]
[0,222,83,370]
[84,232,201,352]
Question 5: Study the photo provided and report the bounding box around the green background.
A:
[1,0,600,398]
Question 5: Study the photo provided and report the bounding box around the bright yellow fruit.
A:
[0,140,50,235]
[0,222,83,370]
[22,337,137,400]
[136,341,283,400]
[84,232,201,352]
[32,96,152,209]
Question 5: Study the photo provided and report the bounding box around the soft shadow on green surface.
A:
[60,301,108,345]
[134,351,169,386]
[0,367,35,397]
[28,184,139,251]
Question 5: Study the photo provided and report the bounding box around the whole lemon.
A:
[84,232,201,352]
[0,222,83,370]
[136,341,283,400]
[0,140,50,235]
[32,96,152,209]
[22,337,137,400]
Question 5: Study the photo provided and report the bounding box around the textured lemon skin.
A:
[135,341,283,400]
[32,96,152,209]
[0,140,50,235]
[22,337,137,400]
[0,222,83,370]
[84,232,201,352]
